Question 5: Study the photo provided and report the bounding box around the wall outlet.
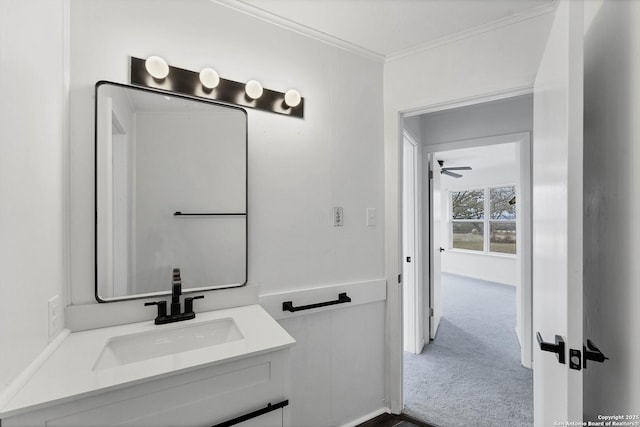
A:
[333,207,344,226]
[48,295,63,340]
[366,208,377,227]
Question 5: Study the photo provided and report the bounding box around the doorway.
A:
[403,139,533,426]
[400,95,534,426]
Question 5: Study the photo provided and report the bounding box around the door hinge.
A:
[398,274,402,284]
[429,307,434,317]
[428,170,433,179]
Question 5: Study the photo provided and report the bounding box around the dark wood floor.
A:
[356,413,437,427]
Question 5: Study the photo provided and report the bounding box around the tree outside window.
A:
[451,189,485,251]
[450,186,516,254]
[489,186,516,254]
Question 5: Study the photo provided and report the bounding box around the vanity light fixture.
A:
[199,67,220,90]
[284,89,302,108]
[145,55,170,80]
[245,80,263,100]
[130,57,304,118]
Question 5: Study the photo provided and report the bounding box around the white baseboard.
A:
[339,407,390,427]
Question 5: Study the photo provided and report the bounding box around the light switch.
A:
[366,208,377,226]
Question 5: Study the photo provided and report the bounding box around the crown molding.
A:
[211,0,386,62]
[386,2,557,62]
[212,0,556,64]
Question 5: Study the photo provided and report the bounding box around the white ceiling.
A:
[220,0,555,59]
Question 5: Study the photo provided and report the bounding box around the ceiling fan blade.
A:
[441,170,463,178]
[442,166,472,171]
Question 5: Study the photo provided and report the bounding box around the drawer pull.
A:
[211,399,289,427]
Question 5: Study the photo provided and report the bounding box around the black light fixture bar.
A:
[130,57,304,118]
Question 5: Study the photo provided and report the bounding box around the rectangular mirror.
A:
[95,81,247,302]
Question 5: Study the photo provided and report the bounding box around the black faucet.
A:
[170,268,183,316]
[145,268,204,325]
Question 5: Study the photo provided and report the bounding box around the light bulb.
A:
[245,80,263,99]
[284,89,301,107]
[199,67,220,89]
[144,56,169,80]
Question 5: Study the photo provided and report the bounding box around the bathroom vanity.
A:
[0,305,295,427]
[0,71,299,426]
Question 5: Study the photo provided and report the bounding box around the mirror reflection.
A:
[95,82,247,302]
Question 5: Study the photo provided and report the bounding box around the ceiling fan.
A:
[438,160,472,178]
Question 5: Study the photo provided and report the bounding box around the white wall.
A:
[0,0,67,396]
[69,0,384,303]
[69,0,385,425]
[583,0,640,417]
[420,94,534,144]
[384,14,552,410]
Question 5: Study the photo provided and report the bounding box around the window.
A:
[451,189,485,251]
[450,185,516,255]
[489,186,516,254]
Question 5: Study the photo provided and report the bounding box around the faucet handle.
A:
[184,295,204,314]
[144,300,167,319]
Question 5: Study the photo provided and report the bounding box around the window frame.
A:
[449,184,517,256]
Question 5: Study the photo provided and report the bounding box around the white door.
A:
[403,136,424,354]
[429,155,442,338]
[532,0,584,425]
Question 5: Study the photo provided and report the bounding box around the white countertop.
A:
[0,304,295,419]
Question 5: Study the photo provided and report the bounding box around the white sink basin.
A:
[93,318,243,370]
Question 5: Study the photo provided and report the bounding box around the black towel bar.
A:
[282,292,351,312]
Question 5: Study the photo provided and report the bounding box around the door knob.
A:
[406,256,411,262]
[536,332,566,364]
[439,247,445,252]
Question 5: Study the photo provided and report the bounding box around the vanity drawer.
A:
[3,351,288,427]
